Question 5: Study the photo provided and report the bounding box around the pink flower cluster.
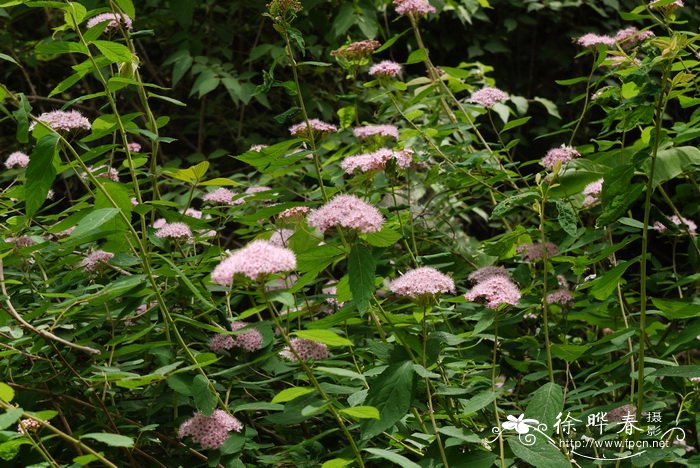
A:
[517,242,559,261]
[331,39,381,60]
[178,410,243,450]
[353,124,399,140]
[127,142,141,152]
[388,267,455,299]
[582,178,604,208]
[469,87,509,109]
[615,27,654,47]
[81,250,114,271]
[278,206,310,221]
[307,194,384,234]
[85,165,120,182]
[5,151,29,169]
[341,148,393,174]
[464,266,521,309]
[393,149,414,169]
[653,215,697,236]
[211,239,297,285]
[210,321,264,353]
[155,222,193,240]
[546,289,574,305]
[575,33,616,48]
[322,284,345,307]
[369,60,402,78]
[279,338,330,361]
[17,418,42,435]
[541,145,580,169]
[30,110,91,132]
[202,188,243,205]
[394,0,436,16]
[289,119,338,136]
[86,12,133,31]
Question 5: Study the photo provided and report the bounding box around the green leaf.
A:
[13,93,30,144]
[492,191,538,218]
[0,53,17,65]
[364,448,421,468]
[114,0,135,17]
[647,146,700,188]
[406,48,428,65]
[192,374,217,416]
[584,258,637,301]
[68,208,120,239]
[650,365,700,377]
[80,433,134,448]
[0,383,14,402]
[551,344,591,361]
[166,374,194,396]
[348,246,375,314]
[461,391,497,415]
[597,165,644,227]
[271,386,315,404]
[0,408,22,430]
[25,133,59,217]
[92,40,133,64]
[501,116,531,133]
[321,459,353,468]
[525,382,563,436]
[534,97,560,119]
[361,227,402,247]
[361,361,415,439]
[293,329,352,347]
[35,40,87,56]
[651,297,700,319]
[508,436,570,468]
[339,406,380,420]
[555,200,578,236]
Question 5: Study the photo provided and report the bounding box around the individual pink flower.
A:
[4,151,29,169]
[289,119,337,136]
[546,288,574,305]
[394,0,436,16]
[341,148,394,174]
[178,410,243,450]
[517,242,559,261]
[331,39,381,60]
[541,145,580,169]
[393,148,414,169]
[130,197,139,207]
[278,206,310,221]
[155,222,193,240]
[211,239,297,285]
[85,165,120,182]
[30,110,91,132]
[86,12,133,31]
[307,194,384,234]
[614,27,654,47]
[153,218,167,229]
[203,188,238,205]
[465,274,521,309]
[279,338,330,361]
[469,87,509,109]
[653,215,697,236]
[127,142,141,152]
[352,125,399,140]
[388,267,455,299]
[369,60,402,78]
[575,33,616,48]
[80,250,114,271]
[582,178,604,208]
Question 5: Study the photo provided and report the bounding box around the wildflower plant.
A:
[0,0,697,467]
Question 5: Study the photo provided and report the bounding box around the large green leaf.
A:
[647,146,700,187]
[348,245,375,314]
[597,164,644,227]
[0,383,14,403]
[271,386,315,404]
[525,382,563,436]
[25,133,59,216]
[0,408,23,431]
[361,361,415,439]
[192,374,217,416]
[68,208,120,239]
[508,436,569,468]
[92,40,133,64]
[81,433,134,448]
[364,448,420,468]
[293,329,352,347]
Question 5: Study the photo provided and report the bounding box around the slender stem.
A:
[637,64,671,420]
[491,314,505,468]
[538,186,555,383]
[568,54,597,146]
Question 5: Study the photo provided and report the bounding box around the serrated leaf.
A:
[348,246,375,314]
[0,408,22,430]
[192,374,217,416]
[647,146,700,188]
[524,382,563,436]
[508,436,569,468]
[68,208,120,239]
[650,365,700,377]
[501,116,531,133]
[92,40,133,64]
[555,200,578,236]
[361,361,415,439]
[550,344,591,361]
[361,227,402,247]
[271,386,315,404]
[81,433,134,447]
[293,329,352,347]
[406,48,428,65]
[25,133,59,217]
